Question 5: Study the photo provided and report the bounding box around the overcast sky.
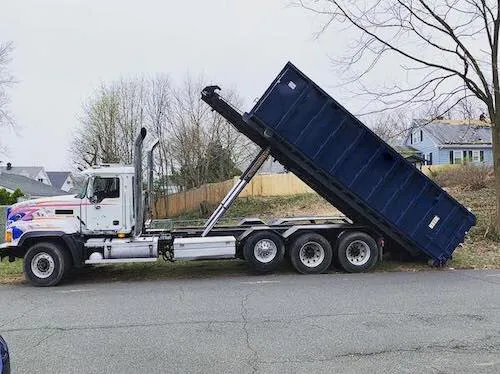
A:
[1,0,388,171]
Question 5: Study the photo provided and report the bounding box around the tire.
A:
[23,242,69,286]
[243,231,285,274]
[289,233,333,274]
[337,232,379,273]
[62,249,73,278]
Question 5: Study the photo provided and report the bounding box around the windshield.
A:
[76,177,89,199]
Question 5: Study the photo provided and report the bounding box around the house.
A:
[258,157,287,174]
[404,119,493,165]
[47,171,75,192]
[239,151,288,175]
[393,145,426,169]
[0,163,52,185]
[0,172,66,199]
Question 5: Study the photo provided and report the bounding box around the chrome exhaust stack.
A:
[146,139,159,220]
[134,127,147,236]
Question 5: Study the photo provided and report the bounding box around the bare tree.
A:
[71,74,250,194]
[72,84,123,167]
[0,42,15,151]
[144,74,172,197]
[163,74,250,190]
[116,78,146,163]
[369,110,410,143]
[297,0,500,232]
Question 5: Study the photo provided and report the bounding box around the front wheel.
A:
[24,242,69,286]
[337,232,379,273]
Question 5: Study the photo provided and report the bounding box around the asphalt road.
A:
[0,269,499,373]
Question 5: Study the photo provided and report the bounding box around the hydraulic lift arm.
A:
[202,147,270,236]
[200,86,272,237]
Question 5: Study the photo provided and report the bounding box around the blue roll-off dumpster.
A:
[240,62,476,263]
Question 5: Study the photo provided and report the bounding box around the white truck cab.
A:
[80,166,135,235]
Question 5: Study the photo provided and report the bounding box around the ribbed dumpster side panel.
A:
[244,62,476,262]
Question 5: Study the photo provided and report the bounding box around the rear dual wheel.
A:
[289,233,333,274]
[243,231,285,274]
[337,232,378,273]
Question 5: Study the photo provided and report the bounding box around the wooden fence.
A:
[153,173,314,218]
[152,165,461,217]
[238,173,314,197]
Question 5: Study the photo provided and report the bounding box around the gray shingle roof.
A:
[47,171,71,189]
[0,166,45,180]
[0,172,66,197]
[414,119,492,145]
[393,145,421,155]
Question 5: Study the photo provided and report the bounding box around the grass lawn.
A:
[1,186,498,284]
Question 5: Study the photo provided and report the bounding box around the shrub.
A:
[0,188,24,205]
[431,164,493,190]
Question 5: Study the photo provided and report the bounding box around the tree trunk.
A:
[493,113,500,234]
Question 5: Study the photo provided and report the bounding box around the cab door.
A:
[84,176,124,232]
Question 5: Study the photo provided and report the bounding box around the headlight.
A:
[4,230,12,243]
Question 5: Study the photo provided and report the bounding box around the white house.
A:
[404,119,493,166]
[47,171,75,192]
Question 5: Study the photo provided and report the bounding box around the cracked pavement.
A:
[0,269,499,373]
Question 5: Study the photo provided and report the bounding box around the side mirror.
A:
[86,177,96,202]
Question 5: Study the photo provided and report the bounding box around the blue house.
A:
[404,119,493,166]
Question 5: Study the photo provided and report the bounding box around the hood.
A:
[8,194,82,224]
[5,194,82,242]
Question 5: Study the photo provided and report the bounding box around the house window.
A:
[410,133,413,144]
[420,130,423,142]
[480,150,484,162]
[453,150,463,164]
[427,153,433,165]
[472,150,480,163]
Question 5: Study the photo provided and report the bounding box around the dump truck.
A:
[0,62,476,286]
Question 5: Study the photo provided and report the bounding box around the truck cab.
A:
[79,166,135,235]
[0,128,153,286]
[1,165,136,247]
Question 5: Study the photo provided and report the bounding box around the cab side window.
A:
[92,177,120,202]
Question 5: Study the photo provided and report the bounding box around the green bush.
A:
[0,188,24,205]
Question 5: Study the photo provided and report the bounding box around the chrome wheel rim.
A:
[254,239,278,263]
[299,241,325,268]
[346,240,371,266]
[31,252,55,279]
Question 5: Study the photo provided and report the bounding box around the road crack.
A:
[32,328,62,348]
[0,289,43,329]
[241,292,259,373]
[259,334,500,365]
